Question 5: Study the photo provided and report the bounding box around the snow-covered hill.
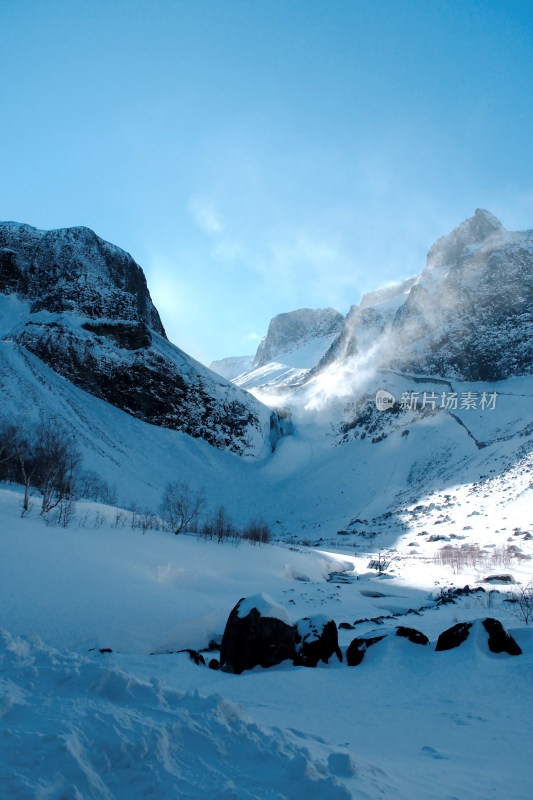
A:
[0,223,275,456]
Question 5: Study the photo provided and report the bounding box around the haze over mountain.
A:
[1,209,533,800]
[216,210,533,409]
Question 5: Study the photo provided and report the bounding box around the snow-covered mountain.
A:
[213,307,345,399]
[226,210,533,408]
[316,209,533,382]
[253,307,344,368]
[209,354,254,381]
[0,222,275,457]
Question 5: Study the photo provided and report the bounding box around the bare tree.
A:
[160,481,205,534]
[508,581,533,624]
[33,418,81,516]
[242,517,270,545]
[13,422,38,514]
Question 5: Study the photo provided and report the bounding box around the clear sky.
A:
[2,0,533,365]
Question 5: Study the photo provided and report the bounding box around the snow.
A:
[295,614,332,638]
[209,355,254,381]
[233,333,339,398]
[236,593,292,624]
[1,487,533,799]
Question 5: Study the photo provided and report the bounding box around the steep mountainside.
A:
[253,307,343,368]
[0,223,273,456]
[209,355,254,381]
[316,210,533,382]
[218,307,344,399]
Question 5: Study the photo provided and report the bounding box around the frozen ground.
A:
[1,487,532,799]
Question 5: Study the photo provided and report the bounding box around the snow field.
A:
[1,488,533,799]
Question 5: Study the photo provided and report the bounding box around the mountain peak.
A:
[426,209,505,270]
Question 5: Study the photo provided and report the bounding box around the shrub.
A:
[160,481,204,534]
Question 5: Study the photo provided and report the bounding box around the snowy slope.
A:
[1,488,532,800]
[253,307,344,368]
[209,354,254,381]
[233,332,340,400]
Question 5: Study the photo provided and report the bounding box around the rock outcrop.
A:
[253,307,344,368]
[311,210,533,383]
[0,222,273,456]
[294,615,342,667]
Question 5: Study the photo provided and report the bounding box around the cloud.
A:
[189,196,225,236]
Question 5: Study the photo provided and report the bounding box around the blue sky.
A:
[2,0,533,364]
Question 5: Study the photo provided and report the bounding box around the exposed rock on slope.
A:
[253,307,344,368]
[0,222,272,456]
[0,222,165,333]
[314,210,533,382]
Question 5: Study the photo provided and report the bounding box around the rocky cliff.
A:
[313,210,533,382]
[253,307,344,369]
[0,222,273,456]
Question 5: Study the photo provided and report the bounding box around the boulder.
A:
[395,626,429,645]
[220,594,296,674]
[294,615,342,667]
[346,635,386,666]
[482,618,522,656]
[482,574,517,584]
[435,622,472,651]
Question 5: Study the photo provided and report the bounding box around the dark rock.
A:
[99,648,113,653]
[208,658,220,670]
[482,574,517,584]
[482,618,522,656]
[81,321,152,350]
[435,622,472,651]
[178,649,205,666]
[0,221,273,456]
[339,622,355,630]
[294,615,342,667]
[220,594,296,674]
[346,635,386,666]
[395,626,429,645]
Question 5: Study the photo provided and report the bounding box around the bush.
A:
[242,517,270,545]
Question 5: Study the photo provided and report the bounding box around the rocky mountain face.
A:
[314,210,533,382]
[0,223,165,334]
[0,222,273,456]
[253,307,344,368]
[209,355,254,381]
